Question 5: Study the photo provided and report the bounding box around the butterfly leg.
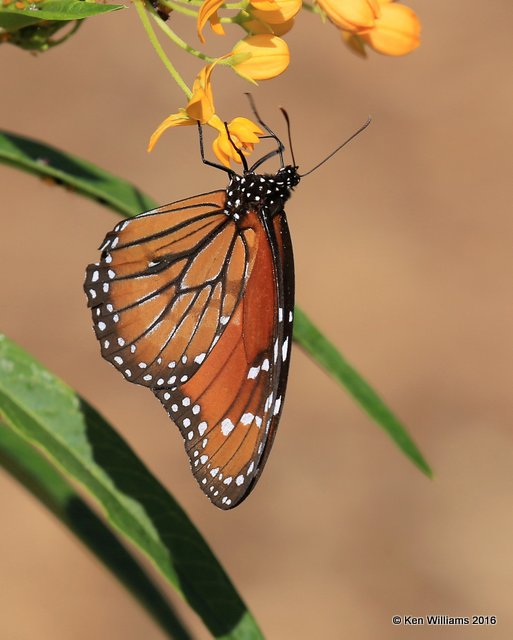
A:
[197,123,235,176]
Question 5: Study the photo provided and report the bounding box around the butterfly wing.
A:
[85,191,294,509]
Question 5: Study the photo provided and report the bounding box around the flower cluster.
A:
[144,0,421,165]
[316,0,420,56]
[148,61,263,167]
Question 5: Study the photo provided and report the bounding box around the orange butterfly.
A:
[85,106,370,509]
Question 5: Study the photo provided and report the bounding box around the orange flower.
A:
[197,0,225,43]
[359,1,420,55]
[148,62,263,167]
[316,0,380,32]
[209,115,264,167]
[249,0,301,24]
[232,34,290,81]
[148,62,217,152]
[321,0,421,57]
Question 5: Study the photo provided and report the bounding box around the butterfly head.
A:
[225,164,300,221]
[275,165,300,190]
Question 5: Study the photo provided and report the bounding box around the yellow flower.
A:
[148,62,217,152]
[249,0,301,24]
[321,0,420,57]
[209,115,264,167]
[147,109,194,152]
[232,34,290,81]
[197,0,225,43]
[148,62,263,167]
[316,0,380,32]
[359,1,420,55]
[186,62,217,122]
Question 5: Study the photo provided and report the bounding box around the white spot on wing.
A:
[282,337,289,361]
[240,413,254,425]
[221,418,235,436]
[247,366,260,379]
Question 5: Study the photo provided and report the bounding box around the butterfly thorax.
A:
[224,165,300,221]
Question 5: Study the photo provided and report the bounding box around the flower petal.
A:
[250,0,301,23]
[316,0,380,32]
[232,34,290,81]
[209,115,263,166]
[360,3,420,56]
[241,15,295,36]
[147,110,195,152]
[197,0,225,43]
[186,62,217,122]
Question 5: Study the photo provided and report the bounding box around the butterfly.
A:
[84,104,370,509]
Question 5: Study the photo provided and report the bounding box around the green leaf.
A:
[0,1,124,31]
[0,129,431,476]
[0,335,263,640]
[0,423,192,640]
[294,308,432,478]
[0,130,156,216]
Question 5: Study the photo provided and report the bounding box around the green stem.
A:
[133,0,191,99]
[150,9,216,63]
[160,0,198,17]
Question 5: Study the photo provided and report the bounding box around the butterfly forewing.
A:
[85,190,238,388]
[85,167,298,509]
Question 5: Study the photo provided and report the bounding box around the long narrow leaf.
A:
[0,335,263,640]
[294,308,432,477]
[0,129,431,475]
[0,130,155,216]
[0,423,192,640]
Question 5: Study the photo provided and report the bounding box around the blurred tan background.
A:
[2,1,513,638]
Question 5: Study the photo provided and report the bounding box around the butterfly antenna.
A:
[300,116,372,178]
[246,93,285,169]
[279,107,297,167]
